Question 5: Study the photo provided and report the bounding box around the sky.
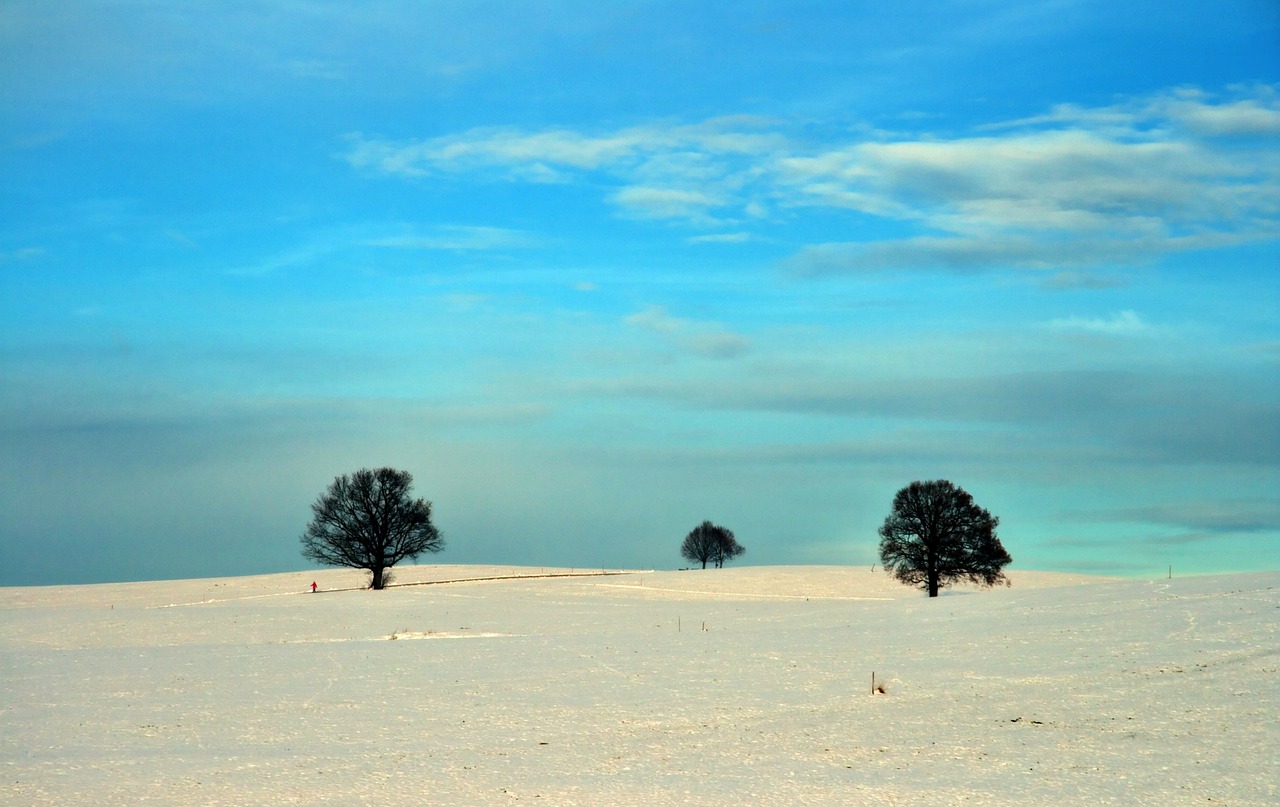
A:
[1,0,1277,586]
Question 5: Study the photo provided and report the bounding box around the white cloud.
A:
[364,225,538,251]
[1047,310,1151,335]
[625,305,751,360]
[611,186,722,221]
[342,119,783,229]
[1165,98,1280,137]
[686,232,752,244]
[985,86,1280,138]
[428,127,646,170]
[344,86,1280,272]
[625,305,687,335]
[344,119,781,180]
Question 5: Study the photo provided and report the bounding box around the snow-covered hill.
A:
[2,566,1275,805]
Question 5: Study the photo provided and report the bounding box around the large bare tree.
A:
[301,468,443,589]
[878,480,1011,597]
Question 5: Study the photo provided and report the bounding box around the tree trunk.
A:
[928,573,939,597]
[371,566,385,590]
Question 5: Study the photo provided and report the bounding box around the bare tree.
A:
[715,532,745,568]
[878,480,1010,597]
[681,521,745,569]
[300,468,443,589]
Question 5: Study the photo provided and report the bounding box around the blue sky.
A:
[2,1,1277,586]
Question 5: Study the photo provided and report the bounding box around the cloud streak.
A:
[1047,310,1151,336]
[364,225,539,251]
[345,87,1279,276]
[585,366,1280,466]
[625,306,752,360]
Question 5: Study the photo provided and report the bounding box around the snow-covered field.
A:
[1,565,1276,806]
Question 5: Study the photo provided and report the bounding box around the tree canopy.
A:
[681,521,744,569]
[300,467,443,589]
[877,480,1011,597]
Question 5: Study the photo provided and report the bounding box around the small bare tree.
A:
[300,468,443,589]
[681,521,744,569]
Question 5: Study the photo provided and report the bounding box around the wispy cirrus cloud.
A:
[993,85,1280,138]
[686,232,753,244]
[222,223,538,277]
[1047,310,1151,336]
[343,118,784,223]
[625,305,751,360]
[345,86,1279,276]
[364,225,539,251]
[343,117,783,175]
[610,187,724,222]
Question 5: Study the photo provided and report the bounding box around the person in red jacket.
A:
[310,581,317,593]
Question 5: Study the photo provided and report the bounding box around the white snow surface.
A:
[1,564,1276,806]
